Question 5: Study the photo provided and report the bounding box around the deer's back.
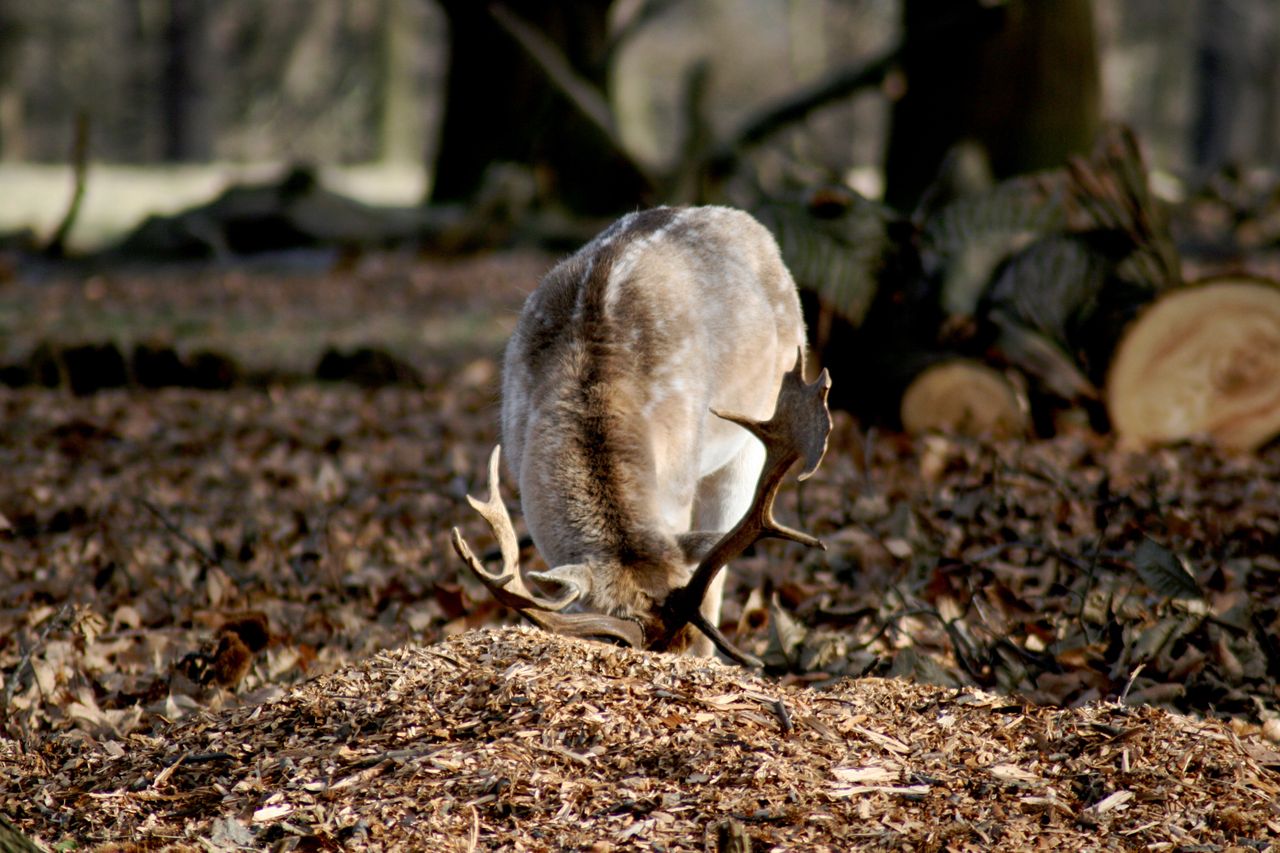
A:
[502,206,804,569]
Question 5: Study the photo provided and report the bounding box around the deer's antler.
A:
[450,447,645,648]
[652,354,832,665]
[453,354,831,667]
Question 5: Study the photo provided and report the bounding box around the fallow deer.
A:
[451,205,831,665]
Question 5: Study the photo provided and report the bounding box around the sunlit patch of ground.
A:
[0,162,427,252]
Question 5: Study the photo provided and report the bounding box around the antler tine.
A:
[452,446,576,610]
[451,446,646,649]
[654,351,832,661]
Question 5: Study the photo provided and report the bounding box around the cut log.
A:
[784,126,1175,431]
[900,359,1028,438]
[1106,277,1280,451]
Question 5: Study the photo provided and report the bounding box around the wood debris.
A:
[3,627,1277,850]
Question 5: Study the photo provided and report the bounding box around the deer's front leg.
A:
[686,437,767,656]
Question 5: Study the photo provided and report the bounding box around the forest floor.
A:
[1,252,1279,850]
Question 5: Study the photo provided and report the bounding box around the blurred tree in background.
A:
[0,0,26,160]
[430,1,650,215]
[161,0,214,161]
[1191,0,1280,182]
[884,0,1100,210]
[0,0,443,164]
[0,1,1279,216]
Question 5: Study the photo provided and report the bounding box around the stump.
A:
[900,358,1028,438]
[1106,276,1280,450]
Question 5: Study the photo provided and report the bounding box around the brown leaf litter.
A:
[4,626,1278,851]
[3,255,1280,849]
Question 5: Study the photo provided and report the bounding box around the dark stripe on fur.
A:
[562,208,683,588]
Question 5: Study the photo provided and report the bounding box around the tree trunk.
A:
[161,0,214,162]
[1190,0,1279,181]
[120,0,158,162]
[884,0,1100,212]
[431,1,649,216]
[377,0,429,164]
[0,0,26,160]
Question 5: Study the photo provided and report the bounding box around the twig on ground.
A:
[3,604,73,715]
[1119,663,1146,704]
[137,497,226,572]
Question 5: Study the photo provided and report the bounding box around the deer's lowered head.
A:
[451,206,831,665]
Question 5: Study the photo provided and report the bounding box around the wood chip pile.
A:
[4,627,1278,851]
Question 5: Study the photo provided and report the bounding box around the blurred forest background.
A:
[0,0,1278,249]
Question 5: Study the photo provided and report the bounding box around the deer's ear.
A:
[526,563,593,606]
[676,531,723,564]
